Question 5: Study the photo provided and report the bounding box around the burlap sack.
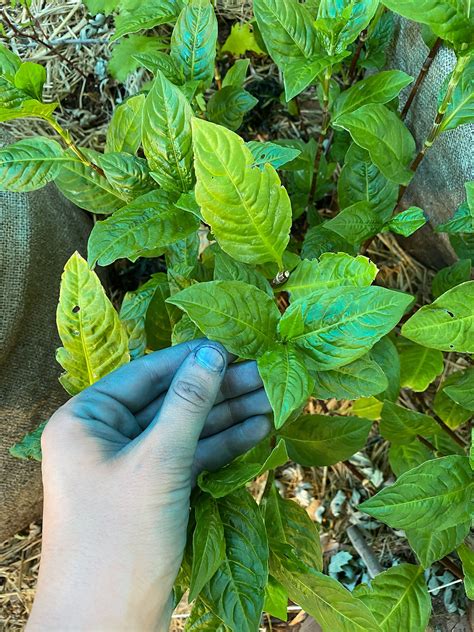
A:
[387,18,474,269]
[0,131,92,542]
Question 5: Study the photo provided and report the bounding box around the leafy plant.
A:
[2,0,473,629]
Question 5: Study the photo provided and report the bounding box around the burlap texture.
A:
[0,131,92,542]
[387,18,474,269]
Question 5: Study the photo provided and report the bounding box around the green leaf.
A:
[332,70,413,120]
[0,137,66,192]
[278,304,305,341]
[112,0,183,40]
[440,56,474,131]
[192,118,292,267]
[253,0,319,67]
[167,280,280,359]
[281,253,377,303]
[405,522,470,568]
[282,53,345,102]
[263,485,322,571]
[359,12,394,71]
[119,274,165,359]
[388,442,434,477]
[312,356,388,401]
[222,59,250,89]
[457,542,474,599]
[401,281,474,353]
[0,43,21,80]
[84,0,120,16]
[338,144,398,221]
[9,420,47,461]
[213,250,272,296]
[87,190,199,267]
[379,401,439,445]
[166,232,199,278]
[56,252,129,395]
[264,576,288,621]
[380,0,473,50]
[221,22,265,56]
[142,70,194,193]
[370,336,400,402]
[189,494,225,601]
[436,202,474,234]
[450,233,474,259]
[270,551,381,632]
[109,35,168,82]
[354,564,431,632]
[434,374,472,429]
[185,600,228,631]
[172,313,202,345]
[207,86,258,131]
[0,98,58,123]
[397,337,444,392]
[444,367,474,411]
[55,148,128,214]
[325,202,384,246]
[105,94,145,155]
[175,189,203,221]
[301,224,357,260]
[132,51,181,80]
[279,414,372,466]
[359,455,474,531]
[145,278,180,350]
[97,152,154,200]
[386,207,427,237]
[280,285,412,370]
[14,62,46,100]
[316,0,379,55]
[352,396,383,421]
[247,140,301,170]
[258,344,314,429]
[334,103,416,186]
[198,439,288,498]
[170,0,218,89]
[201,490,268,632]
[432,259,472,299]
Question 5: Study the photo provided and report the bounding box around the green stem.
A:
[308,67,332,210]
[46,117,105,177]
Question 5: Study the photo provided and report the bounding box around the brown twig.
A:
[440,556,464,580]
[401,38,442,120]
[432,414,468,448]
[343,460,376,492]
[347,29,368,84]
[416,434,438,453]
[308,69,331,209]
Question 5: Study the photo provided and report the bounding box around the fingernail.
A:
[195,345,226,373]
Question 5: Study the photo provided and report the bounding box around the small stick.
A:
[401,38,442,120]
[343,460,376,493]
[347,525,383,578]
[416,434,438,452]
[347,29,368,83]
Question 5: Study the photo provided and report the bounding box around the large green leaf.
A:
[145,278,180,351]
[14,62,46,101]
[185,600,228,631]
[264,576,288,621]
[167,280,280,359]
[354,564,431,632]
[370,336,400,402]
[325,202,384,246]
[263,485,322,571]
[379,401,439,445]
[198,440,288,498]
[280,286,412,370]
[312,356,388,400]
[213,250,272,296]
[397,337,444,392]
[440,57,474,131]
[189,494,225,601]
[170,0,218,89]
[405,522,471,568]
[302,224,357,260]
[192,118,292,267]
[282,53,345,102]
[333,71,413,120]
[434,374,472,429]
[207,86,258,131]
[436,183,474,234]
[133,50,182,80]
[0,43,21,79]
[401,281,474,352]
[112,0,183,40]
[258,344,314,429]
[282,253,377,303]
[142,70,194,193]
[247,140,301,170]
[270,551,381,632]
[334,103,416,185]
[279,414,372,466]
[56,252,129,395]
[201,490,268,632]
[380,0,473,50]
[457,542,474,599]
[359,455,474,531]
[386,207,427,237]
[105,94,145,155]
[222,59,250,89]
[253,0,318,66]
[108,35,168,82]
[0,137,66,192]
[316,0,379,55]
[388,442,434,477]
[55,148,128,214]
[432,259,472,299]
[338,144,398,221]
[87,190,199,267]
[443,367,474,412]
[97,152,154,201]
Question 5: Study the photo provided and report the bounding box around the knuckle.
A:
[172,379,208,408]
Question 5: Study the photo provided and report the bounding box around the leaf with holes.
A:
[247,141,301,171]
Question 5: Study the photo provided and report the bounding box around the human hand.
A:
[27,340,271,632]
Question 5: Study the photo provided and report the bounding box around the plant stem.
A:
[416,434,438,453]
[431,414,468,448]
[401,38,442,120]
[47,118,105,177]
[308,67,332,210]
[347,29,368,83]
[397,53,470,205]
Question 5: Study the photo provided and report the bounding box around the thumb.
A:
[139,342,228,455]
